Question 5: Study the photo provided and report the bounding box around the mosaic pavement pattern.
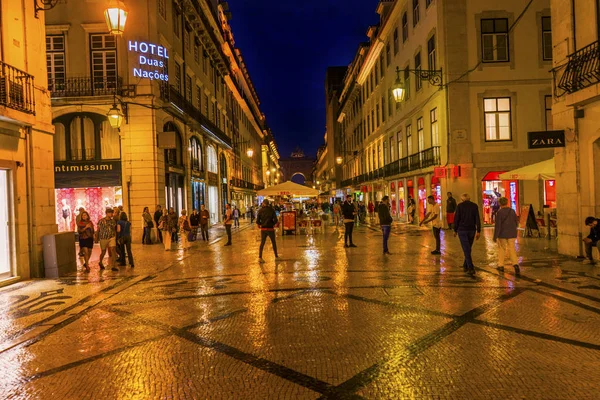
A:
[1,220,600,399]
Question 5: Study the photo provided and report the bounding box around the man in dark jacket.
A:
[453,193,481,276]
[446,192,457,230]
[378,196,393,255]
[583,216,600,265]
[341,195,357,248]
[154,205,163,243]
[257,199,279,263]
[189,209,200,241]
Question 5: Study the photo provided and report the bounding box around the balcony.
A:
[50,76,123,98]
[422,146,441,168]
[408,153,421,171]
[0,61,35,114]
[161,84,232,147]
[557,40,600,94]
[399,157,409,173]
[230,177,264,191]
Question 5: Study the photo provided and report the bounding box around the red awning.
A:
[431,176,440,185]
[418,177,425,186]
[398,180,403,188]
[482,171,506,181]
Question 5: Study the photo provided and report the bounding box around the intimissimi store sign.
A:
[128,41,169,81]
[54,160,122,188]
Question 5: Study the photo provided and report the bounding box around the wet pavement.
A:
[1,220,600,399]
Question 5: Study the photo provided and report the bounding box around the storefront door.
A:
[0,170,12,278]
[208,185,219,224]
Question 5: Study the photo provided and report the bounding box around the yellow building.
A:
[45,0,277,236]
[552,0,600,257]
[335,0,553,226]
[0,0,55,284]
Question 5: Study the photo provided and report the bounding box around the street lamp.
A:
[105,0,128,35]
[107,102,125,129]
[391,66,443,104]
[266,170,271,176]
[391,67,406,103]
[246,148,254,158]
[336,156,343,165]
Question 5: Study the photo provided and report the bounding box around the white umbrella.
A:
[257,181,320,197]
[499,158,555,181]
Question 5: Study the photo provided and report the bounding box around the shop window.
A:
[481,18,509,62]
[484,97,511,141]
[53,123,67,161]
[207,145,217,173]
[70,116,95,160]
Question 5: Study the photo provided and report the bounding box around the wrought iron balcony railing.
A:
[557,40,600,94]
[421,146,441,168]
[408,153,421,171]
[50,76,122,98]
[399,157,409,173]
[0,61,35,114]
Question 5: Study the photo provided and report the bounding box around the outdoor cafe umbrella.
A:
[498,158,555,181]
[257,181,320,197]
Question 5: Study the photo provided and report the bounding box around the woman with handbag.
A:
[77,211,94,272]
[116,212,134,268]
[159,209,172,251]
[179,209,192,250]
[142,206,153,244]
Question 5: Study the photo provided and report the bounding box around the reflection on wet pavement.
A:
[1,221,600,399]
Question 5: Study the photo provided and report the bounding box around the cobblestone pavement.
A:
[2,219,600,399]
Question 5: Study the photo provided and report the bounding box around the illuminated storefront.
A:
[481,171,518,225]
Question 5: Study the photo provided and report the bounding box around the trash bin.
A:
[43,232,77,278]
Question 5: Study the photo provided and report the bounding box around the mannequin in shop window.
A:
[61,199,72,231]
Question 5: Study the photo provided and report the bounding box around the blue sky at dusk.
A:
[226,0,380,158]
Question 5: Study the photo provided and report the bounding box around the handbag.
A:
[147,220,154,228]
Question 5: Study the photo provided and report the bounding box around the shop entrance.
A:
[481,171,518,224]
[0,170,12,279]
[208,186,219,224]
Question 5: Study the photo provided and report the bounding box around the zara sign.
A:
[527,130,566,149]
[128,41,169,81]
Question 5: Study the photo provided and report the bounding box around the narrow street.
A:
[1,222,599,399]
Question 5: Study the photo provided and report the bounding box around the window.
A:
[196,85,202,109]
[426,0,433,7]
[484,97,511,141]
[481,18,509,62]
[415,52,422,91]
[382,96,386,122]
[376,103,380,128]
[397,130,404,159]
[158,0,166,19]
[46,35,65,92]
[417,117,424,153]
[202,50,208,74]
[413,0,420,27]
[174,62,181,93]
[90,34,117,91]
[207,145,218,173]
[389,137,394,161]
[406,124,413,155]
[428,35,436,70]
[185,75,192,101]
[371,109,375,132]
[183,29,190,52]
[203,93,209,116]
[393,28,399,54]
[402,12,408,42]
[367,115,371,136]
[545,95,553,130]
[194,41,200,63]
[189,137,203,171]
[542,16,552,61]
[173,6,180,38]
[386,43,391,67]
[430,108,439,146]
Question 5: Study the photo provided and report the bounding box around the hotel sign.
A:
[527,130,565,149]
[128,41,169,82]
[54,160,122,189]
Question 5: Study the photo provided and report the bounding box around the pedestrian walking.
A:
[224,203,233,246]
[420,195,442,255]
[342,195,357,248]
[168,207,178,243]
[446,192,457,230]
[583,216,600,265]
[249,205,255,224]
[116,212,134,268]
[233,206,240,228]
[333,200,341,229]
[142,206,153,244]
[368,201,375,222]
[453,193,481,276]
[378,196,393,255]
[200,204,210,241]
[493,197,520,275]
[154,205,163,243]
[77,211,94,272]
[179,210,192,250]
[257,199,279,263]
[96,208,118,271]
[189,209,200,241]
[407,196,416,224]
[158,210,172,251]
[76,207,86,257]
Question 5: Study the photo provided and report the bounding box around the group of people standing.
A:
[154,205,211,251]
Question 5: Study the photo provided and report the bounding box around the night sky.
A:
[226,0,380,158]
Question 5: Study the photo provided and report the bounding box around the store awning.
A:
[499,159,555,181]
[482,171,506,181]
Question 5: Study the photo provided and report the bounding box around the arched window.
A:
[207,145,217,173]
[189,136,203,172]
[100,121,121,159]
[163,122,183,166]
[53,123,66,161]
[70,116,95,160]
[220,154,228,177]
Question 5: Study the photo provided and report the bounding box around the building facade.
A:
[0,0,55,284]
[334,0,553,225]
[552,0,600,257]
[45,0,278,235]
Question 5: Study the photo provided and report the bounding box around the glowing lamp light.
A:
[105,0,128,35]
[266,170,271,176]
[391,67,406,103]
[336,156,343,165]
[246,148,254,158]
[107,103,124,129]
